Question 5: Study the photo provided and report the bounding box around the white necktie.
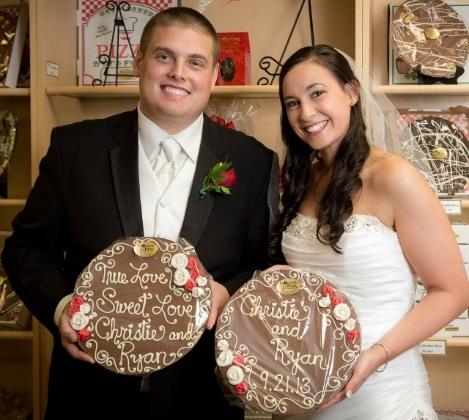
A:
[153,138,181,191]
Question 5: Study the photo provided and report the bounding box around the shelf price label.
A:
[419,339,446,355]
[440,200,462,215]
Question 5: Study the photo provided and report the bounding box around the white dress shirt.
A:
[137,103,203,241]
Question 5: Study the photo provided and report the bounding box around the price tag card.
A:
[419,339,446,355]
[440,200,462,215]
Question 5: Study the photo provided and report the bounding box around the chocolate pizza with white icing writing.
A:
[69,237,212,375]
[215,268,361,415]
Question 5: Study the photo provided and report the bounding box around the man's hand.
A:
[206,281,230,330]
[58,307,95,363]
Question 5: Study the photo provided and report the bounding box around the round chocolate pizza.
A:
[409,116,469,195]
[392,0,469,79]
[69,237,212,375]
[215,268,361,415]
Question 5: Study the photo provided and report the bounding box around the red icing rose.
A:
[219,168,237,188]
[185,278,196,292]
[347,329,359,343]
[187,256,199,269]
[331,295,344,306]
[232,355,245,366]
[78,328,90,342]
[322,285,335,297]
[69,295,85,315]
[234,381,248,395]
[189,268,200,280]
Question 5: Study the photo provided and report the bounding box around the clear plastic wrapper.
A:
[215,268,361,415]
[391,0,469,79]
[397,108,469,196]
[70,237,212,375]
[205,98,258,136]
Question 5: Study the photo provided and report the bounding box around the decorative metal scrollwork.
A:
[257,0,314,85]
[92,1,135,86]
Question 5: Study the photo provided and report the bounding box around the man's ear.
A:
[133,48,142,77]
[211,62,219,89]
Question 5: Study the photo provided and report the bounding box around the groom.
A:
[2,7,278,420]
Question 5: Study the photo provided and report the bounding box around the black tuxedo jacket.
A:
[2,110,278,419]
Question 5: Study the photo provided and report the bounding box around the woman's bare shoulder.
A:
[364,148,427,196]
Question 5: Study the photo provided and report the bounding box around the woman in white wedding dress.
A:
[268,45,469,420]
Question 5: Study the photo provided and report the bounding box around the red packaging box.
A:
[216,32,250,86]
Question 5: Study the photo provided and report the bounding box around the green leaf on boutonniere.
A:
[199,161,237,198]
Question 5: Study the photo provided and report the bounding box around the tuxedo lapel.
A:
[180,117,222,246]
[110,112,144,237]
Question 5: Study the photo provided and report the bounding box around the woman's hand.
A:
[317,345,388,411]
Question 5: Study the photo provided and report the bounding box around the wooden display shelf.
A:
[428,337,469,348]
[45,85,279,99]
[0,330,33,340]
[0,88,30,97]
[375,85,469,96]
[0,199,26,207]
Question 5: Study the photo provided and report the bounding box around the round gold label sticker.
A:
[424,27,440,40]
[134,240,158,257]
[431,147,448,160]
[276,278,302,295]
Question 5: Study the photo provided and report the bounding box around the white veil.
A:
[338,49,437,190]
[337,49,403,155]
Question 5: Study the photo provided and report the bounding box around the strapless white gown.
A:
[276,213,437,420]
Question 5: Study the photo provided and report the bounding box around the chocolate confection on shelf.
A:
[392,0,469,81]
[70,237,212,375]
[398,108,469,196]
[215,268,361,415]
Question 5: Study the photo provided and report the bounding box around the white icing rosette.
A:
[226,365,244,385]
[217,350,234,367]
[344,318,356,331]
[333,302,351,321]
[174,268,190,286]
[192,287,205,298]
[79,302,91,314]
[217,339,229,351]
[196,276,208,287]
[319,295,331,308]
[70,312,89,331]
[171,253,188,269]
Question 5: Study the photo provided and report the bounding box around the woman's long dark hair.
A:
[269,44,370,260]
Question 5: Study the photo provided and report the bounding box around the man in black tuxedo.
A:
[2,7,278,419]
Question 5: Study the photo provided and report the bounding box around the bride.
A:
[268,44,469,420]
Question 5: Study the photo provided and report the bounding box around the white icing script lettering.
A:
[96,287,152,317]
[271,321,304,339]
[94,316,165,344]
[240,295,310,322]
[152,293,194,325]
[117,341,178,373]
[168,322,196,341]
[273,338,325,375]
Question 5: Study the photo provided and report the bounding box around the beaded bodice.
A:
[284,213,393,243]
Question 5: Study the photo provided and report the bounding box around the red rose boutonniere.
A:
[199,161,237,197]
